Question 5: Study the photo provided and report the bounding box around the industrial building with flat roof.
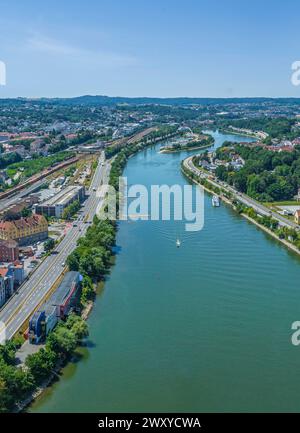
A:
[29,271,82,344]
[34,185,85,218]
[50,270,81,318]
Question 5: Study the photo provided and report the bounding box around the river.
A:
[30,130,300,412]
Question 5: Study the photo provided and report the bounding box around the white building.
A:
[34,185,85,218]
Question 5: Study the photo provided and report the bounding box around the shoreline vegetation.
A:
[5,126,297,413]
[217,127,259,139]
[159,134,214,153]
[181,160,300,258]
[212,142,300,203]
[0,126,180,413]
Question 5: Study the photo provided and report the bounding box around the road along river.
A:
[30,131,300,412]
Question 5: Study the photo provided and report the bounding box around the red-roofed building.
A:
[294,210,300,225]
[266,145,295,153]
[0,214,48,246]
[0,239,19,262]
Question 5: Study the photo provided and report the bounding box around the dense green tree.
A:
[0,378,8,413]
[66,250,81,271]
[25,348,57,384]
[46,326,77,356]
[0,359,34,411]
[44,238,55,252]
[212,143,300,202]
[62,200,81,220]
[0,341,17,365]
[80,275,94,304]
[65,314,89,342]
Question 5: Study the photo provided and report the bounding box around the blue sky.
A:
[0,0,300,98]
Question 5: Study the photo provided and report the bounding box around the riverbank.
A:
[30,129,300,413]
[159,134,214,154]
[14,285,98,413]
[17,131,165,413]
[242,214,300,255]
[218,127,259,139]
[181,160,300,258]
[159,142,212,153]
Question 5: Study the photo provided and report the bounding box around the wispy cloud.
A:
[26,33,137,68]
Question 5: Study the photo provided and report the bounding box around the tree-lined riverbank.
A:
[30,130,300,413]
[181,158,300,257]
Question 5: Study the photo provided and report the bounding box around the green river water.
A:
[30,131,300,413]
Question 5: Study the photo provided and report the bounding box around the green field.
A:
[265,200,299,207]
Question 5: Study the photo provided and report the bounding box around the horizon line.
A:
[1,94,300,101]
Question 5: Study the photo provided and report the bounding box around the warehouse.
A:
[34,185,85,218]
[44,304,58,335]
[50,271,81,318]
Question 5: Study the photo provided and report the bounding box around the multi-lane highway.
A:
[0,152,111,340]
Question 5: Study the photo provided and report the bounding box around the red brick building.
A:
[0,239,19,262]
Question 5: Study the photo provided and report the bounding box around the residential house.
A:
[0,265,14,305]
[0,239,19,262]
[12,260,25,286]
[294,209,300,225]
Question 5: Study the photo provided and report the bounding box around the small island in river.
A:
[160,131,214,153]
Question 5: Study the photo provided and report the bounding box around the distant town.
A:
[1,96,300,412]
[1,98,300,312]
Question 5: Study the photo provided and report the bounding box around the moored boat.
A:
[212,195,220,207]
